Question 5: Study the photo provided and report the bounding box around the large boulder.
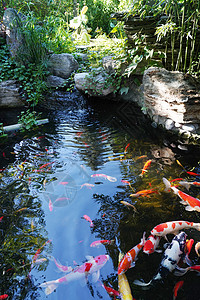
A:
[3,8,25,57]
[46,75,67,88]
[0,80,24,108]
[74,70,115,97]
[47,53,79,79]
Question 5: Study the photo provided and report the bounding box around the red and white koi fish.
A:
[184,238,194,265]
[40,255,109,295]
[0,295,8,300]
[102,283,120,299]
[130,188,158,198]
[90,239,115,248]
[50,256,73,273]
[118,252,135,300]
[143,234,161,254]
[140,159,152,176]
[195,241,200,257]
[187,171,200,177]
[179,180,200,190]
[120,201,137,213]
[91,173,117,182]
[134,232,187,287]
[121,180,131,185]
[54,197,70,203]
[174,264,200,276]
[48,197,53,212]
[80,183,95,189]
[163,177,200,212]
[173,281,184,300]
[39,162,54,169]
[151,220,200,237]
[83,214,94,227]
[118,232,145,275]
[124,143,130,154]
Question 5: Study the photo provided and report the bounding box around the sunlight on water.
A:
[1,99,200,299]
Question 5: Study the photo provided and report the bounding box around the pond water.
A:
[1,93,200,300]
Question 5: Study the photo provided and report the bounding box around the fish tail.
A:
[179,181,190,191]
[40,280,58,295]
[162,177,171,192]
[141,232,146,246]
[173,266,189,276]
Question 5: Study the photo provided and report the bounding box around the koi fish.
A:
[176,160,186,170]
[80,183,95,189]
[151,220,200,237]
[179,181,200,190]
[40,255,109,295]
[195,241,200,257]
[91,173,117,182]
[83,214,94,227]
[14,207,27,214]
[134,232,187,287]
[118,232,145,275]
[118,252,135,300]
[170,178,184,182]
[90,239,115,248]
[135,155,147,161]
[163,177,200,212]
[121,180,131,185]
[143,234,161,254]
[130,189,158,198]
[59,182,69,185]
[0,295,8,300]
[39,162,54,169]
[124,143,130,154]
[184,239,194,265]
[141,159,152,176]
[50,256,73,273]
[0,216,3,222]
[173,281,184,300]
[187,171,200,177]
[102,283,120,299]
[48,197,53,212]
[55,197,70,203]
[120,201,137,213]
[174,265,200,276]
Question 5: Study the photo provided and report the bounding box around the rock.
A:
[181,124,196,132]
[73,52,88,61]
[74,70,115,97]
[47,53,79,79]
[165,118,175,130]
[102,56,118,74]
[46,75,67,88]
[143,67,200,125]
[0,80,24,108]
[3,8,25,57]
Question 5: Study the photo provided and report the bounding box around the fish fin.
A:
[185,206,195,211]
[40,281,58,295]
[133,279,152,287]
[130,261,136,268]
[163,243,170,249]
[155,249,163,253]
[174,266,189,276]
[180,200,187,205]
[184,255,193,266]
[141,231,146,246]
[164,236,169,242]
[92,270,100,283]
[80,275,88,287]
[162,177,171,192]
[179,181,190,190]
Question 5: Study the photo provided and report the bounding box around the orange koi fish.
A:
[118,232,145,275]
[143,234,161,254]
[141,159,152,176]
[170,178,184,182]
[179,180,200,190]
[82,214,94,227]
[163,177,200,212]
[151,220,200,237]
[39,162,54,169]
[90,239,114,248]
[0,295,8,300]
[173,281,184,300]
[124,143,130,154]
[0,216,3,222]
[130,188,158,198]
[121,179,131,185]
[120,201,137,213]
[176,159,186,170]
[91,173,117,182]
[135,155,147,161]
[187,171,200,177]
[102,283,120,299]
[195,241,200,257]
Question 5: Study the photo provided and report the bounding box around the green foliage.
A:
[18,109,42,131]
[0,45,48,106]
[0,123,8,141]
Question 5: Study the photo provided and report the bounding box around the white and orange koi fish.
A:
[151,220,200,237]
[118,232,145,275]
[163,177,200,212]
[134,232,187,287]
[40,255,109,295]
[91,173,117,182]
[80,183,95,189]
[143,234,161,255]
[179,180,200,190]
[82,214,94,228]
[90,239,115,248]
